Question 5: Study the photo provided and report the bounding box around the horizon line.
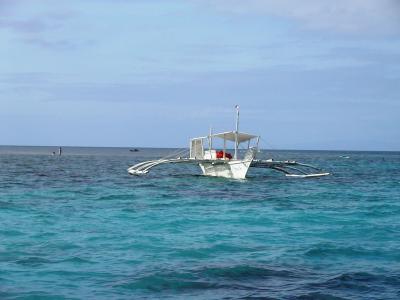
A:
[0,144,398,153]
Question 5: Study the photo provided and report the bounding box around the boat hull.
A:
[199,160,252,179]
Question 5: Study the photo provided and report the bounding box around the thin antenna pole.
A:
[209,126,212,151]
[234,105,239,160]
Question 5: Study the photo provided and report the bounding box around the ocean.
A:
[0,146,399,299]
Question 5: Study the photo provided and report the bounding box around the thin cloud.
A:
[0,1,78,50]
[22,37,76,50]
[209,0,400,34]
[0,19,49,33]
[0,10,75,33]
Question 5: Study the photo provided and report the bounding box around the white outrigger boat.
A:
[128,107,330,179]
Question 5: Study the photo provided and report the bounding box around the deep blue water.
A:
[0,146,399,299]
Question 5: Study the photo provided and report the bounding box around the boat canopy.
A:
[211,131,258,143]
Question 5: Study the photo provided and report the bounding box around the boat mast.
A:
[234,105,239,160]
[209,126,213,151]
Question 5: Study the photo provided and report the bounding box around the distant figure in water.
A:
[58,147,62,156]
[52,151,56,156]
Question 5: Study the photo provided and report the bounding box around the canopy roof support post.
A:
[223,134,226,159]
[234,105,239,160]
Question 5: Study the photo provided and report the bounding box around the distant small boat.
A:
[130,149,139,152]
[340,155,350,159]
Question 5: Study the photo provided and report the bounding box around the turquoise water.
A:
[1,146,399,299]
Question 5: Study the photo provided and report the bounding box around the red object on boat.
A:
[216,151,232,159]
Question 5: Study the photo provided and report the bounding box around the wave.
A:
[113,265,400,299]
[304,243,400,261]
[305,271,400,300]
[116,264,300,292]
[15,256,54,267]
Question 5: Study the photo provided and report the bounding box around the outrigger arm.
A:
[127,158,196,175]
[250,159,330,178]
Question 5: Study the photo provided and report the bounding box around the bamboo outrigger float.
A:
[127,106,330,179]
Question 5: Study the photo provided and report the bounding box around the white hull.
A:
[199,159,252,179]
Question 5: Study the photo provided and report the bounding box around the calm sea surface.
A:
[0,146,399,299]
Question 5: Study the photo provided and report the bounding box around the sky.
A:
[1,0,399,150]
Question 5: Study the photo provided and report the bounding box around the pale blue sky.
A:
[1,0,399,150]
